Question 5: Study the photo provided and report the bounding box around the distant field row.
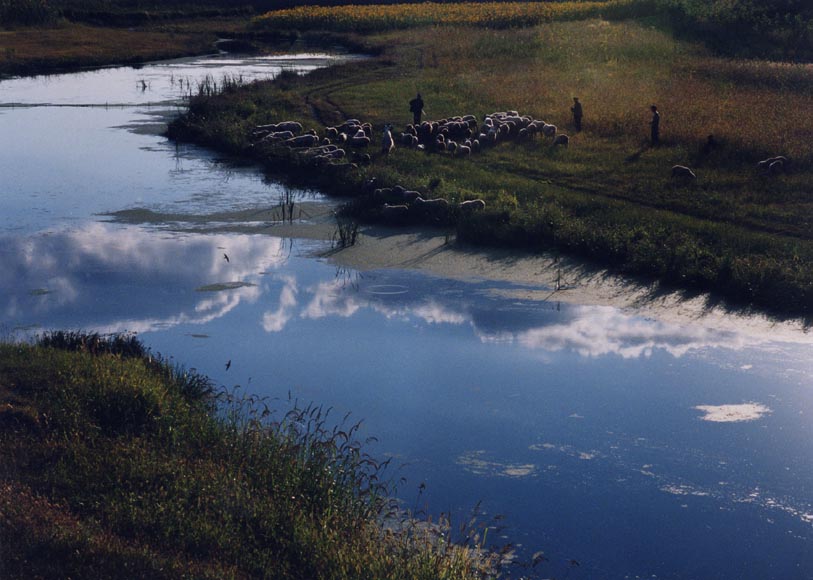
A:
[255,1,614,32]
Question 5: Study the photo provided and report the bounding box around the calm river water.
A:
[1,53,812,579]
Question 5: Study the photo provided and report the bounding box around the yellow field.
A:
[256,1,611,32]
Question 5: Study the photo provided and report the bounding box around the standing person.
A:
[571,97,583,131]
[650,104,660,146]
[409,92,424,126]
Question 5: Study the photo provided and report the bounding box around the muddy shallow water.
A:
[1,53,812,579]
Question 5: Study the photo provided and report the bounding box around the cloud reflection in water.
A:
[0,224,795,360]
[1,224,285,333]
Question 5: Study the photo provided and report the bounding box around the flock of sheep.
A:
[385,110,569,156]
[249,114,791,223]
[250,110,568,168]
[248,111,573,222]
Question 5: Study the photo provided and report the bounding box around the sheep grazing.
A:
[254,121,302,135]
[285,134,320,148]
[552,134,570,147]
[459,199,486,211]
[757,155,788,174]
[350,134,371,148]
[456,144,472,156]
[399,132,414,146]
[402,190,422,202]
[382,124,395,155]
[260,130,295,143]
[374,186,421,204]
[414,197,449,213]
[275,121,303,134]
[768,160,784,175]
[671,164,697,179]
[542,124,557,138]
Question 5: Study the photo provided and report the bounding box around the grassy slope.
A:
[170,16,813,317]
[0,334,495,579]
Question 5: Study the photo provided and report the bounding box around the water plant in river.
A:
[333,213,360,248]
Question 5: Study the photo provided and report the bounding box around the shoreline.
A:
[141,195,812,339]
[106,192,812,339]
[324,225,813,340]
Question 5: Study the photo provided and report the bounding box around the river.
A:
[1,52,812,579]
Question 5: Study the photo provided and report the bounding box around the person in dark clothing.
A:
[571,97,583,131]
[650,104,660,145]
[409,93,424,126]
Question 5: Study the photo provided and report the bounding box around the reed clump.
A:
[0,333,497,579]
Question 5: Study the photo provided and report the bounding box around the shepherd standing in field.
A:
[650,104,660,145]
[571,97,583,131]
[409,93,424,126]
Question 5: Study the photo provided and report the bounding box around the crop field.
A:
[256,1,611,32]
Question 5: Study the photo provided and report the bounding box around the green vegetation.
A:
[170,10,813,317]
[0,332,498,579]
[649,0,813,61]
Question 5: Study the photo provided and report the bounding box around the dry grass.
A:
[0,18,249,77]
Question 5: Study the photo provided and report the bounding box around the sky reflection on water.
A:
[2,223,813,577]
[3,223,801,362]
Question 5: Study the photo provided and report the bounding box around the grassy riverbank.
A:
[0,333,498,579]
[168,5,813,318]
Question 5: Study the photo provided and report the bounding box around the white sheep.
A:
[402,190,422,202]
[275,121,303,134]
[459,199,486,211]
[350,134,371,148]
[284,134,319,148]
[671,164,696,179]
[261,130,295,143]
[768,160,784,175]
[414,197,449,211]
[757,155,784,170]
[542,124,557,138]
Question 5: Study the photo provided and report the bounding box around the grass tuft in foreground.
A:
[0,333,499,579]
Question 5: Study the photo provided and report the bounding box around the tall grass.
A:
[0,334,498,579]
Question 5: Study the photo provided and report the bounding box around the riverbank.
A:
[168,8,813,320]
[0,332,498,579]
[0,16,272,79]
